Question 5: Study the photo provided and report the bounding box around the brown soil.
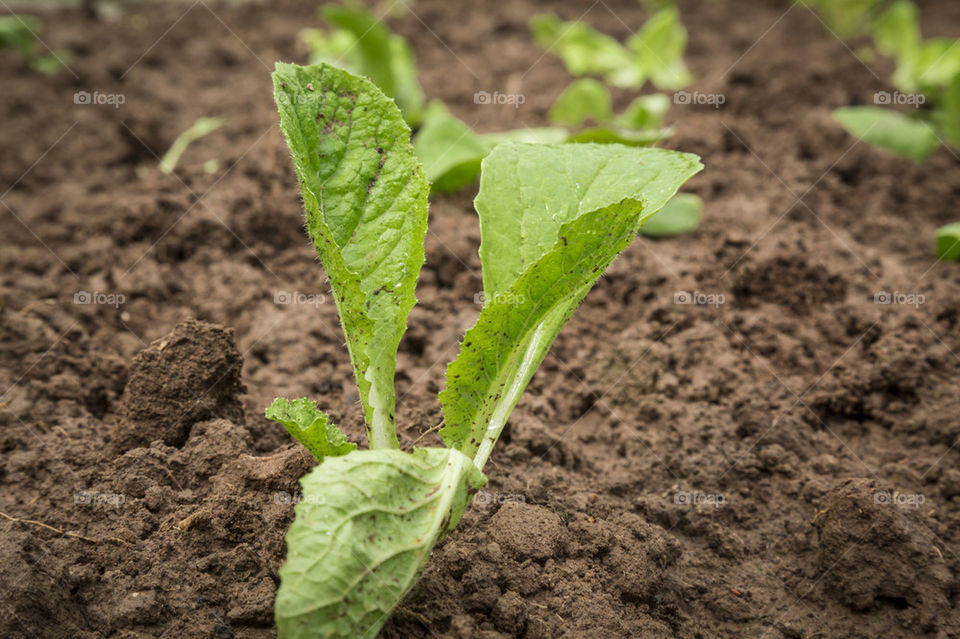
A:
[2,0,960,637]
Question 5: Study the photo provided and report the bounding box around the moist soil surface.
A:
[2,0,960,637]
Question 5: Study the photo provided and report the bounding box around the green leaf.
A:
[276,447,486,639]
[805,0,884,39]
[439,143,702,459]
[833,106,939,161]
[265,397,356,461]
[480,127,569,146]
[530,10,691,90]
[413,102,566,193]
[613,93,670,130]
[936,222,960,261]
[27,51,73,75]
[548,78,613,127]
[872,0,920,61]
[0,15,40,56]
[626,7,693,90]
[301,27,357,66]
[908,39,960,91]
[566,126,672,146]
[302,5,426,126]
[530,14,644,88]
[933,75,960,146]
[413,102,490,193]
[475,143,701,296]
[273,63,430,449]
[640,192,703,237]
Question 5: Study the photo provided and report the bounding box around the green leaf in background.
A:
[301,26,356,65]
[627,7,693,90]
[273,63,429,449]
[302,5,426,126]
[871,2,960,93]
[833,106,939,161]
[545,81,671,147]
[276,447,486,639]
[548,78,613,126]
[0,15,40,56]
[933,74,960,146]
[265,398,356,461]
[530,13,645,88]
[804,0,884,39]
[640,192,703,237]
[566,125,672,146]
[907,39,960,91]
[439,144,702,458]
[614,93,670,130]
[531,9,692,90]
[413,102,490,193]
[936,222,960,261]
[872,0,920,62]
[480,126,569,147]
[0,14,73,74]
[413,102,566,193]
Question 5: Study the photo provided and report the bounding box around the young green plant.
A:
[269,62,702,638]
[530,7,692,90]
[0,14,73,75]
[828,1,960,161]
[816,0,960,260]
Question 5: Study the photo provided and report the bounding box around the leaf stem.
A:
[472,321,548,471]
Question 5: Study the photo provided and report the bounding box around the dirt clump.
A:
[114,319,245,452]
[813,478,955,631]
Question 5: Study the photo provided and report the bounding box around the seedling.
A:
[639,192,703,237]
[269,62,702,638]
[833,106,938,161]
[829,1,960,160]
[0,14,73,75]
[158,116,223,174]
[803,0,886,39]
[936,223,960,261]
[530,7,692,90]
[549,78,673,146]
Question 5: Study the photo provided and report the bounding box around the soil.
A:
[1,0,960,637]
